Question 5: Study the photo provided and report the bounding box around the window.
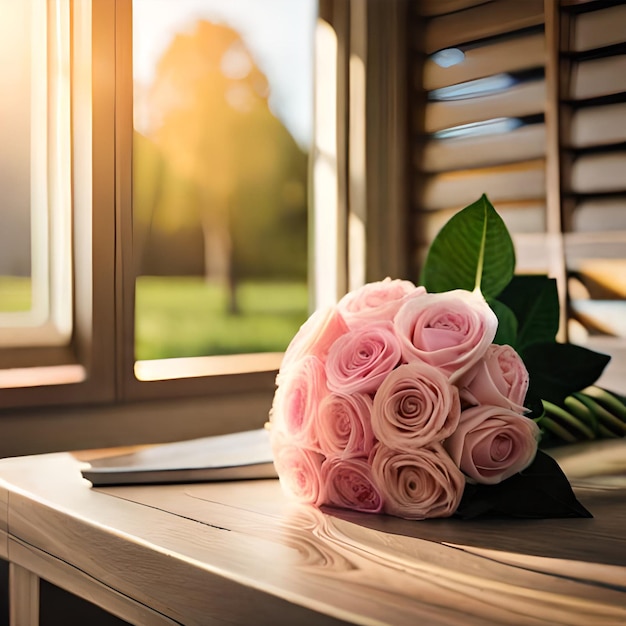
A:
[0,0,408,456]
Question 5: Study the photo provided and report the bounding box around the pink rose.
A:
[394,289,498,382]
[444,405,540,485]
[371,362,461,450]
[337,278,424,327]
[271,355,327,448]
[278,306,349,380]
[317,392,375,457]
[322,456,383,513]
[370,443,465,520]
[271,440,326,505]
[459,344,529,413]
[325,322,402,394]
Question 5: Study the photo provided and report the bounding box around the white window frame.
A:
[0,0,409,457]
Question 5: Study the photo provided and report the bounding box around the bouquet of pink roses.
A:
[269,281,539,519]
[269,195,609,520]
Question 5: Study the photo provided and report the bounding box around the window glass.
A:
[0,0,32,315]
[0,0,72,347]
[132,0,316,361]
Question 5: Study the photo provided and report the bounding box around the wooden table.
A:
[0,444,625,626]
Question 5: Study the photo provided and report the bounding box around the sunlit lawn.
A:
[135,277,309,360]
[0,276,31,312]
[0,276,308,360]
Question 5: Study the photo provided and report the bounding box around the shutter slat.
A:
[565,230,626,262]
[570,153,626,193]
[420,159,546,210]
[572,199,626,232]
[423,32,545,91]
[425,80,545,133]
[417,0,493,17]
[570,301,626,337]
[513,233,558,274]
[420,123,545,172]
[561,1,626,347]
[566,102,626,148]
[418,0,494,17]
[561,0,604,6]
[566,233,626,265]
[570,55,626,100]
[572,259,626,299]
[423,0,544,53]
[572,4,626,52]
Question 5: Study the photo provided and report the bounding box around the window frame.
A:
[0,0,410,457]
[0,0,117,409]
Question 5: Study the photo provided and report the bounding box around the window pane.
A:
[133,0,315,361]
[0,0,72,346]
[0,1,34,313]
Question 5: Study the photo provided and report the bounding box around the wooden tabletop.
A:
[0,443,625,626]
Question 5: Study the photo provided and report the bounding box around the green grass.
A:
[135,277,309,360]
[0,276,307,360]
[0,276,32,312]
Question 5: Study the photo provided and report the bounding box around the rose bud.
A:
[394,289,498,383]
[325,322,402,395]
[322,456,384,513]
[371,361,461,451]
[370,443,465,520]
[317,392,376,457]
[444,405,540,485]
[337,277,424,328]
[271,355,327,449]
[459,344,529,413]
[278,306,349,381]
[271,438,326,506]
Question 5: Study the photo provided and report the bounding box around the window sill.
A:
[0,364,86,389]
[134,352,283,381]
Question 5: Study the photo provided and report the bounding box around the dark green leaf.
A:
[489,299,518,346]
[524,389,545,419]
[522,342,611,404]
[455,450,592,519]
[497,275,560,351]
[420,194,515,300]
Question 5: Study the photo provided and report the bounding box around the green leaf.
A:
[522,342,611,404]
[455,450,592,519]
[497,275,560,351]
[489,299,518,346]
[420,194,515,299]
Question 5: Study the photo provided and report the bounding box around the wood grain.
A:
[0,483,8,560]
[9,563,38,626]
[9,537,177,626]
[0,450,625,626]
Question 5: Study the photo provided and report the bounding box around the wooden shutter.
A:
[411,0,550,275]
[560,0,626,357]
[410,0,626,387]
